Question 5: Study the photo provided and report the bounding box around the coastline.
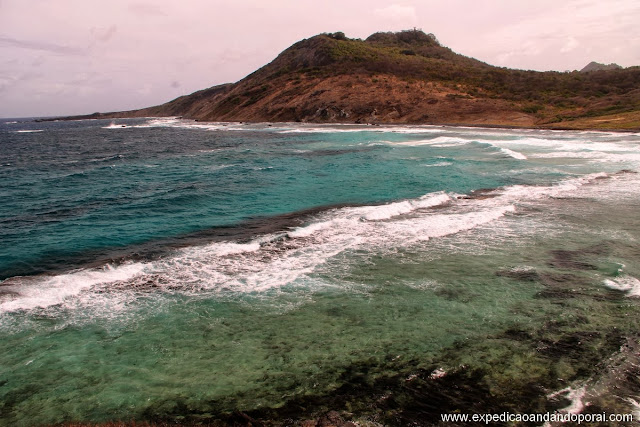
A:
[33,113,640,133]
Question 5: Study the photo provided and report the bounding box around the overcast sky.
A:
[1,0,639,118]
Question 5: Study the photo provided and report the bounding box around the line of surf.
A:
[0,172,619,314]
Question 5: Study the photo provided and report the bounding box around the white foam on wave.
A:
[181,241,262,257]
[500,148,527,160]
[205,163,235,171]
[390,205,516,242]
[141,117,218,130]
[548,385,588,415]
[155,229,357,294]
[0,262,149,312]
[423,161,453,167]
[393,136,469,147]
[125,117,249,132]
[512,135,640,149]
[237,197,513,292]
[603,275,640,297]
[578,141,640,153]
[627,398,640,421]
[288,217,348,238]
[362,200,415,221]
[246,198,513,291]
[387,135,547,160]
[13,129,44,133]
[288,192,453,239]
[277,125,444,135]
[532,151,640,164]
[500,136,640,167]
[362,192,453,221]
[278,127,375,134]
[98,120,640,172]
[397,132,640,166]
[102,122,131,129]
[495,172,609,202]
[496,137,570,147]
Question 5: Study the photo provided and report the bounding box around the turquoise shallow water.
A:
[0,120,524,279]
[1,118,640,425]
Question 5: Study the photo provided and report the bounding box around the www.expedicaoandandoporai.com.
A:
[440,411,634,424]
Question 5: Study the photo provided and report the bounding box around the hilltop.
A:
[66,30,640,130]
[580,61,623,73]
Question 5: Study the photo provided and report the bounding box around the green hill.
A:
[65,30,640,130]
[580,61,623,72]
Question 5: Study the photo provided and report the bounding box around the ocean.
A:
[1,117,640,425]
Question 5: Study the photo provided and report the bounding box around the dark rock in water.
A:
[616,169,638,175]
[580,242,611,256]
[433,285,474,302]
[0,289,20,298]
[305,411,357,427]
[548,249,598,270]
[536,331,602,359]
[375,366,535,425]
[118,327,634,426]
[461,188,497,200]
[539,272,581,286]
[496,267,539,281]
[501,327,534,341]
[535,272,620,301]
[535,329,625,379]
[536,287,583,299]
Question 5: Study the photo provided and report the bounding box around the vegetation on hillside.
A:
[64,29,640,130]
[271,31,640,120]
[201,29,639,127]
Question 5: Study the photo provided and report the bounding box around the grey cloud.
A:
[0,75,13,92]
[90,26,117,43]
[66,72,100,86]
[0,35,85,56]
[0,70,43,93]
[128,2,167,17]
[18,71,43,82]
[31,56,45,67]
